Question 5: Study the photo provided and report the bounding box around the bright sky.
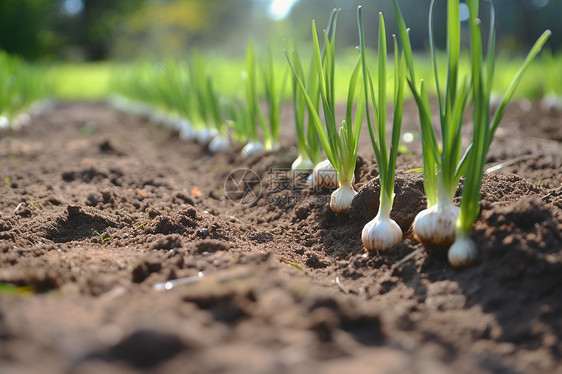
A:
[267,0,300,20]
[63,0,84,15]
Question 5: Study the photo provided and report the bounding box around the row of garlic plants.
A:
[111,0,550,268]
[0,51,53,131]
[110,47,287,156]
[291,0,549,267]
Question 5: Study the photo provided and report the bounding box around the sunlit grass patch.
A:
[51,62,116,101]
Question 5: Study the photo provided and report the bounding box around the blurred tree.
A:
[54,0,148,60]
[495,0,561,53]
[0,0,58,59]
[112,0,255,59]
[0,0,559,61]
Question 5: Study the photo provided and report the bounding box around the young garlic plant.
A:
[286,9,365,215]
[289,45,322,172]
[173,66,199,142]
[241,141,264,157]
[394,0,550,264]
[358,8,405,252]
[152,61,196,137]
[188,52,221,146]
[161,57,226,150]
[449,1,550,267]
[394,0,470,247]
[154,60,193,132]
[288,9,339,174]
[292,154,315,172]
[225,98,250,146]
[204,77,230,153]
[111,58,233,152]
[179,116,198,141]
[262,49,288,152]
[0,51,51,130]
[241,41,267,157]
[241,45,287,157]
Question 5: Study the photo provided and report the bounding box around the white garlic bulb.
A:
[241,141,265,158]
[208,135,230,153]
[196,128,218,145]
[413,202,460,247]
[330,182,357,215]
[362,202,402,252]
[310,159,339,189]
[448,235,478,268]
[0,115,10,130]
[179,121,197,141]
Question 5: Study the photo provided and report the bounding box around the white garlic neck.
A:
[291,154,314,171]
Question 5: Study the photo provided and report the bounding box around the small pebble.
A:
[197,228,210,239]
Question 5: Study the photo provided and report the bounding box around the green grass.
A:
[0,51,50,119]
[48,51,559,103]
[49,53,377,103]
[51,62,115,101]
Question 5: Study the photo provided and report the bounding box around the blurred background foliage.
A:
[0,0,560,62]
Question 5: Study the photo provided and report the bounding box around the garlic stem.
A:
[265,140,280,152]
[291,154,314,172]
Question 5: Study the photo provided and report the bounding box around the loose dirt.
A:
[0,101,560,373]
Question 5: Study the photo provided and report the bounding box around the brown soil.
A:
[0,101,560,374]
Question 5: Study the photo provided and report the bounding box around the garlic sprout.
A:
[288,34,329,173]
[262,49,288,152]
[286,8,365,215]
[240,43,287,157]
[394,0,550,265]
[358,8,405,252]
[0,51,51,130]
[393,0,472,247]
[451,1,550,267]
